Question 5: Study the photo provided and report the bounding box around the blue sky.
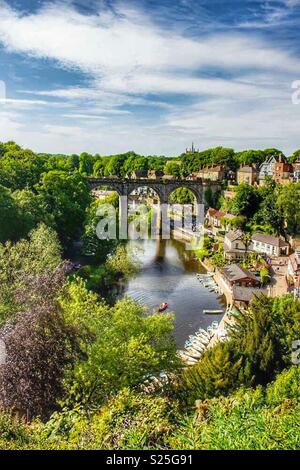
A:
[0,0,300,155]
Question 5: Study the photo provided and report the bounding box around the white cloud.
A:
[61,113,108,120]
[285,0,300,6]
[0,1,300,155]
[0,1,299,80]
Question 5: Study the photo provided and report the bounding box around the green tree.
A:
[93,159,106,176]
[0,185,21,243]
[79,153,95,175]
[37,171,91,245]
[231,183,260,218]
[82,195,119,262]
[235,149,265,166]
[0,224,62,324]
[164,161,181,178]
[62,293,179,407]
[12,189,52,238]
[276,182,300,235]
[169,188,194,204]
[181,342,242,403]
[0,149,47,190]
[288,149,300,163]
[105,154,128,177]
[123,155,148,175]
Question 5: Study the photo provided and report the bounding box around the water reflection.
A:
[123,238,226,348]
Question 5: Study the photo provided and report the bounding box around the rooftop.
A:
[252,232,289,247]
[225,229,244,242]
[238,165,259,173]
[199,165,224,172]
[207,207,225,220]
[232,286,268,302]
[221,264,259,283]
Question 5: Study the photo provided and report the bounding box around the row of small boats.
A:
[178,322,219,365]
[196,273,223,295]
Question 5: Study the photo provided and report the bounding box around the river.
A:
[123,238,226,348]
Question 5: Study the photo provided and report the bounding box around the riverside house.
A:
[251,233,290,257]
[206,208,225,229]
[223,230,248,261]
[221,264,260,289]
[206,208,236,234]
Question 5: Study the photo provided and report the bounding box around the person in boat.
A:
[158,302,169,312]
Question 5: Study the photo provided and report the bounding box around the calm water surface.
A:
[123,239,226,348]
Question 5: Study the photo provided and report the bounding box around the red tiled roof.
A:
[207,207,225,220]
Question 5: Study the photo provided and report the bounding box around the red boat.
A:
[158,302,169,313]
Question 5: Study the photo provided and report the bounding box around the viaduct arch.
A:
[88,177,219,206]
[88,177,220,237]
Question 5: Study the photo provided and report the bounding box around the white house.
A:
[251,233,290,257]
[259,155,277,184]
[223,230,248,261]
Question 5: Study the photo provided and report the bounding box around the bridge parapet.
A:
[88,177,220,205]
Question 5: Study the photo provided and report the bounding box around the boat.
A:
[191,342,205,353]
[185,348,202,359]
[158,302,169,313]
[203,309,224,315]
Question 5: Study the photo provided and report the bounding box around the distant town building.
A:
[196,165,226,181]
[148,170,165,179]
[185,142,199,154]
[259,154,287,185]
[273,160,293,184]
[92,189,117,200]
[292,157,300,182]
[259,155,278,184]
[186,173,201,181]
[163,174,177,180]
[222,189,236,200]
[130,170,148,179]
[237,164,259,185]
[227,170,236,182]
[251,233,290,257]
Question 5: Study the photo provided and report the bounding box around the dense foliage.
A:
[220,179,300,236]
[0,140,300,450]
